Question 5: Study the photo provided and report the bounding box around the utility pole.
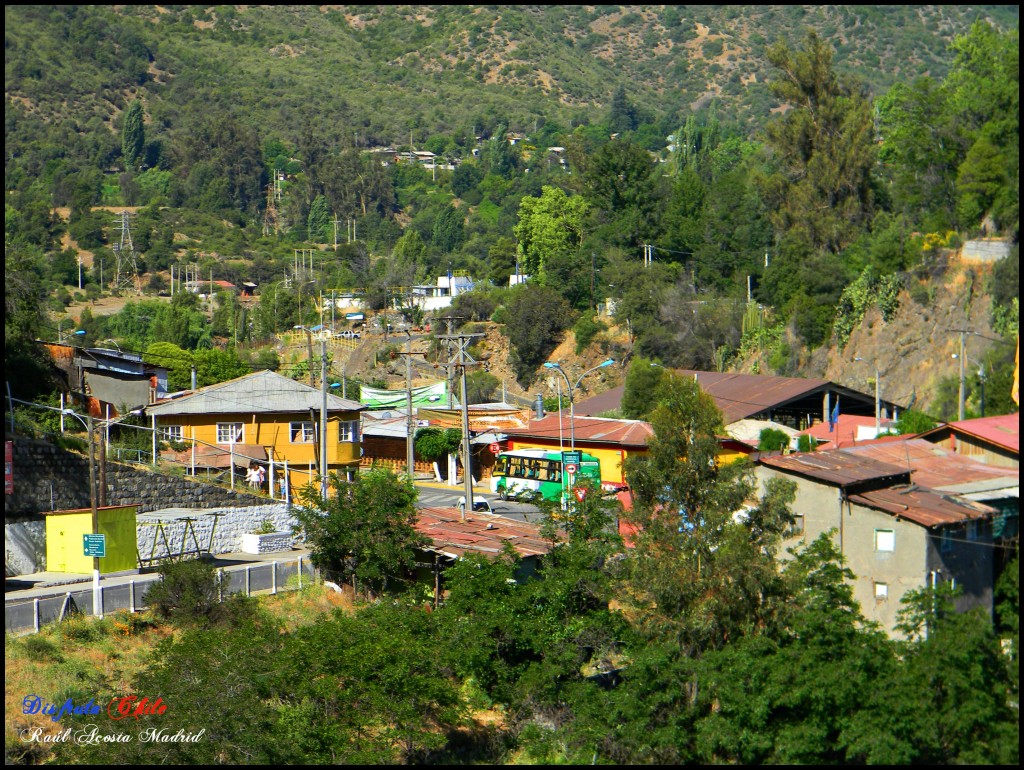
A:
[320,338,329,499]
[88,415,100,617]
[405,331,415,480]
[437,317,483,518]
[958,330,967,421]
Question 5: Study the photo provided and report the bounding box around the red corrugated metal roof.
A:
[414,507,556,560]
[848,486,995,528]
[800,415,905,448]
[505,415,654,446]
[944,413,1019,453]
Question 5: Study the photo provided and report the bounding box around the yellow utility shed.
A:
[43,505,139,574]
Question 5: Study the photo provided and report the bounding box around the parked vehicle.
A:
[490,449,601,502]
[456,496,493,513]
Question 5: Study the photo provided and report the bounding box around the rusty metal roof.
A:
[574,370,886,425]
[759,449,910,489]
[505,414,654,447]
[841,438,1019,494]
[849,486,995,529]
[414,507,556,561]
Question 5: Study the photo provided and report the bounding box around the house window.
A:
[874,582,889,600]
[217,422,243,444]
[786,514,805,538]
[338,420,360,442]
[967,521,981,541]
[161,425,183,442]
[940,529,955,553]
[874,529,895,552]
[290,422,315,443]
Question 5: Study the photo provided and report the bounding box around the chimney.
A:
[534,393,545,420]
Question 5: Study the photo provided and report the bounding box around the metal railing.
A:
[5,556,317,636]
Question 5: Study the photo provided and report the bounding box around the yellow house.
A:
[144,370,364,496]
[43,505,139,574]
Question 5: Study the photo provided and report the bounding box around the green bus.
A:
[489,449,601,502]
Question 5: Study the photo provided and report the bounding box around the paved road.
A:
[413,481,544,524]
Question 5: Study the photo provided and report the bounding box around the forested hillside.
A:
[4,4,1019,419]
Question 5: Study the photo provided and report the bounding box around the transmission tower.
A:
[112,211,142,294]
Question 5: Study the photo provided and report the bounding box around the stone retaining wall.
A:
[5,438,298,575]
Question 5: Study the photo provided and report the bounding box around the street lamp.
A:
[542,358,615,453]
[853,357,881,435]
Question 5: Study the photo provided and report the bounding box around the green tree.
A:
[607,85,639,134]
[758,427,790,451]
[623,372,795,652]
[513,185,589,277]
[761,31,876,253]
[581,139,659,249]
[502,283,575,385]
[293,468,427,597]
[121,99,145,170]
[620,357,667,419]
[431,203,465,254]
[307,194,332,243]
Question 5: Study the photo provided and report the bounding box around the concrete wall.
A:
[756,466,949,637]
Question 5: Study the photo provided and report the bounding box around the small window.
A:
[874,582,889,600]
[217,422,243,444]
[786,514,805,537]
[290,422,315,443]
[161,425,183,442]
[338,420,360,442]
[967,521,981,541]
[874,529,895,552]
[940,529,954,553]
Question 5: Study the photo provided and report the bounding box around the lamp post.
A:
[58,327,86,345]
[542,359,615,453]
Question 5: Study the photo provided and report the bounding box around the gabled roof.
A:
[759,449,910,490]
[145,370,364,416]
[573,370,892,425]
[919,413,1020,454]
[506,414,654,447]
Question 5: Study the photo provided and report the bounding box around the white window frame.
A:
[874,581,889,600]
[216,422,243,444]
[290,421,316,444]
[874,528,896,552]
[161,425,183,442]
[338,419,360,442]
